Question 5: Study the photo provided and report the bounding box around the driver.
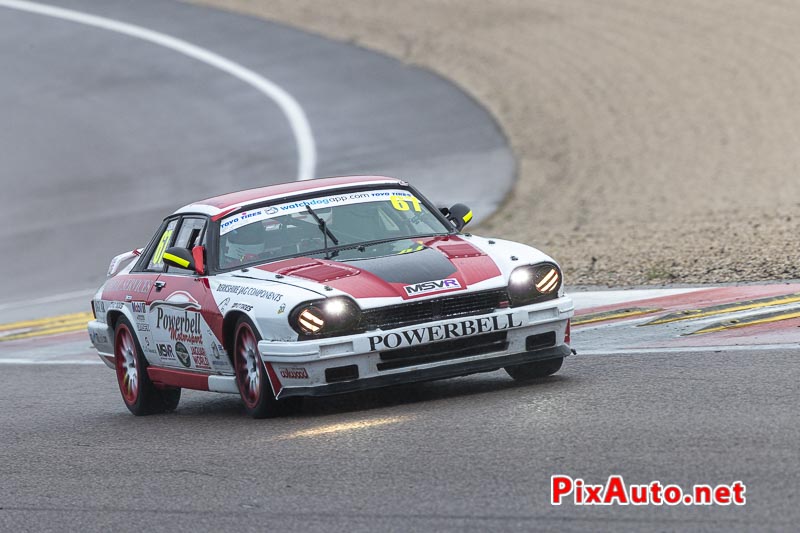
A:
[222,222,267,266]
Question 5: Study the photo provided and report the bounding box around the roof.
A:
[174,175,404,218]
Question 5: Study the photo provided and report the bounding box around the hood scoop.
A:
[438,243,485,258]
[276,259,361,282]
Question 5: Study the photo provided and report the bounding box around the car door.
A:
[123,218,181,366]
[150,216,231,374]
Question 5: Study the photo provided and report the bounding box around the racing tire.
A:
[159,387,182,413]
[233,317,286,419]
[114,317,182,415]
[504,357,564,381]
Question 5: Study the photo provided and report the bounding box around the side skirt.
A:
[147,367,238,394]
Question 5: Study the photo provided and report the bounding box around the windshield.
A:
[217,188,451,269]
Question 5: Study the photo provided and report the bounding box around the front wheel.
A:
[114,317,181,415]
[505,357,564,381]
[233,317,284,418]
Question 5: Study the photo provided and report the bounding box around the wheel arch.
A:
[106,308,133,330]
[222,311,258,365]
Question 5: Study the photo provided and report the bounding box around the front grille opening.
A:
[526,331,556,351]
[325,364,359,383]
[361,289,508,332]
[377,331,508,371]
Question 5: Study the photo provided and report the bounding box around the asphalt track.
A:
[0,0,513,316]
[0,349,796,532]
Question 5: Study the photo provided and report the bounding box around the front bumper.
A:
[259,295,574,399]
[88,320,115,368]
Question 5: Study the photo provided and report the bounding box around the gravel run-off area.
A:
[196,0,800,287]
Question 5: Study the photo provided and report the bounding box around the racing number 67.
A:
[390,195,421,212]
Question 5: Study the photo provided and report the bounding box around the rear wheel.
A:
[114,317,181,415]
[505,357,564,381]
[233,317,284,418]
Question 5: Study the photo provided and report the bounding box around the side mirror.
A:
[446,203,473,231]
[192,245,206,275]
[163,246,200,274]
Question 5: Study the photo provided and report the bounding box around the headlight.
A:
[507,263,562,306]
[290,297,362,337]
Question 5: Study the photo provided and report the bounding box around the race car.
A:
[88,175,575,418]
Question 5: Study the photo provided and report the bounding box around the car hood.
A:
[240,235,526,303]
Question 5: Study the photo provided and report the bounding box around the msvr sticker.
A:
[404,278,461,297]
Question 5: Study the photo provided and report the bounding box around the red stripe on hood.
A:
[424,236,501,286]
[258,257,398,298]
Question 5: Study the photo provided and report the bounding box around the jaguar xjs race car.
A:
[88,176,575,417]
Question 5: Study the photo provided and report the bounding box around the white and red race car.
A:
[88,176,575,417]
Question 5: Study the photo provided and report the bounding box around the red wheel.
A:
[115,323,139,405]
[113,317,181,415]
[233,317,284,418]
[234,321,262,410]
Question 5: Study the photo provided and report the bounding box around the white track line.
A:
[570,288,707,311]
[578,343,798,356]
[0,0,316,181]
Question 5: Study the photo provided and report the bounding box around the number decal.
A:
[151,229,173,266]
[390,195,421,212]
[399,244,425,254]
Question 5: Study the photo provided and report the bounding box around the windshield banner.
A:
[219,189,419,236]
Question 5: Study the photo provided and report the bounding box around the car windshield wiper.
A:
[305,205,339,257]
[307,233,450,257]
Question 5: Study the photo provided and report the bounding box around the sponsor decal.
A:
[90,331,109,345]
[174,342,191,368]
[210,358,229,370]
[240,210,261,222]
[131,301,146,313]
[218,297,230,312]
[144,336,155,354]
[217,284,283,302]
[277,303,286,314]
[220,217,241,233]
[232,302,253,312]
[278,367,309,380]
[403,278,461,297]
[219,189,419,235]
[136,313,146,323]
[276,190,415,212]
[191,346,211,370]
[136,322,150,332]
[105,277,152,294]
[209,344,228,370]
[155,308,203,344]
[94,300,106,314]
[150,291,201,311]
[219,207,278,236]
[368,313,523,351]
[108,301,125,310]
[156,343,177,361]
